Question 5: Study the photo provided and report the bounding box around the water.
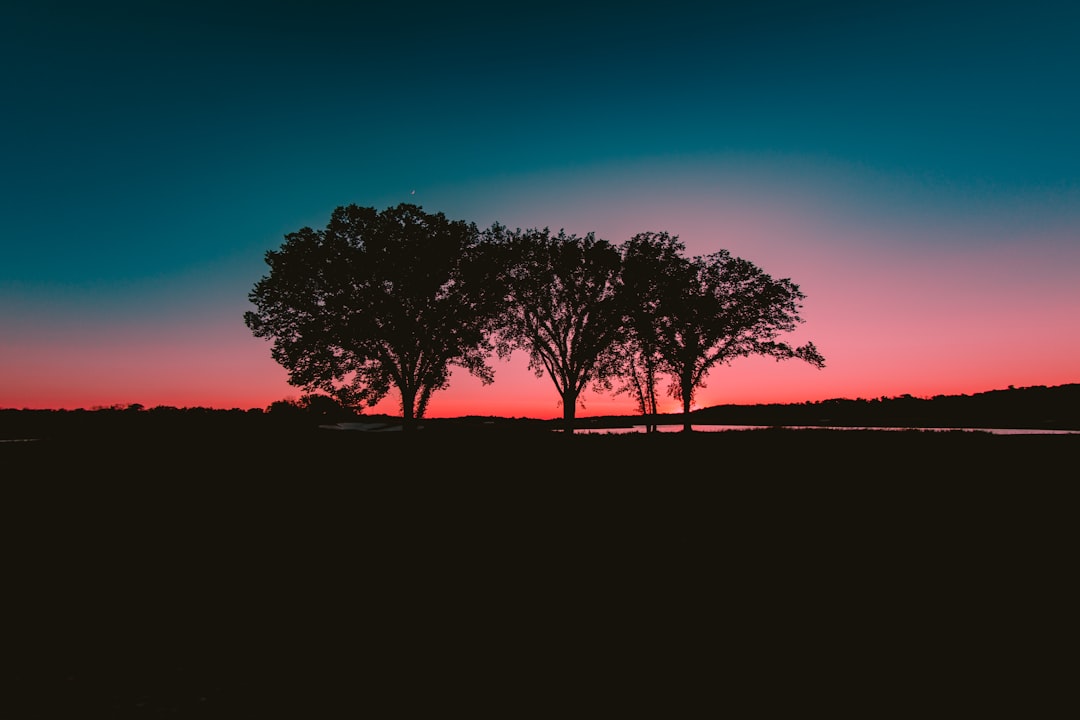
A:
[572,424,1080,435]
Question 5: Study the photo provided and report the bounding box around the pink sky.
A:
[3,159,1077,417]
[5,4,1078,419]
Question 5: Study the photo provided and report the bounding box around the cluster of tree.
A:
[244,203,825,432]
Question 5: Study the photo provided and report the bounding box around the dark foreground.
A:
[6,428,1077,716]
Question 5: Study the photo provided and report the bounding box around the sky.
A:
[2,0,1078,418]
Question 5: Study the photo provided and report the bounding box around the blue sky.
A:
[2,1,1078,414]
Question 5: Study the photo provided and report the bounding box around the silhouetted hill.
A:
[690,383,1080,430]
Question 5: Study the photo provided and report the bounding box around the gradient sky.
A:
[2,0,1078,418]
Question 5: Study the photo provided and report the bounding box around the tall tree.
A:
[653,249,825,432]
[614,231,691,433]
[244,203,502,430]
[487,226,625,433]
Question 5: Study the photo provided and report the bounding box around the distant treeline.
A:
[687,383,1080,430]
[3,384,1078,439]
[0,402,357,441]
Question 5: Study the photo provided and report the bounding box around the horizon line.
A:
[3,381,1075,417]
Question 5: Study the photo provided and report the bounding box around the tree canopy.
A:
[244,203,502,429]
[613,231,691,432]
[640,247,826,431]
[485,225,625,433]
[246,204,824,432]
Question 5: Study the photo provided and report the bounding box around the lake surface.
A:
[3,425,1077,442]
[572,424,1080,435]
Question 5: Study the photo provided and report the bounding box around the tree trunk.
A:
[644,364,658,433]
[401,387,417,432]
[645,387,658,434]
[562,392,577,435]
[681,381,693,433]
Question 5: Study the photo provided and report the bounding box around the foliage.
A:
[485,225,625,431]
[245,204,502,429]
[613,231,692,431]
[244,203,825,430]
[624,246,825,431]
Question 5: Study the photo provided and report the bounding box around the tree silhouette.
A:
[245,204,502,430]
[613,231,692,433]
[652,249,825,432]
[486,225,625,433]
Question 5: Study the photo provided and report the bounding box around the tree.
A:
[613,231,691,432]
[649,249,825,432]
[486,225,625,433]
[244,203,503,430]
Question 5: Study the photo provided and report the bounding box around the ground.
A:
[7,428,1076,716]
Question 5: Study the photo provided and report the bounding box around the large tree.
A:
[614,231,691,433]
[486,225,625,433]
[244,203,502,430]
[650,249,825,432]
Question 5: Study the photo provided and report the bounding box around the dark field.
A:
[7,427,1077,716]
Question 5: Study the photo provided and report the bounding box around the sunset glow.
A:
[2,2,1077,418]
